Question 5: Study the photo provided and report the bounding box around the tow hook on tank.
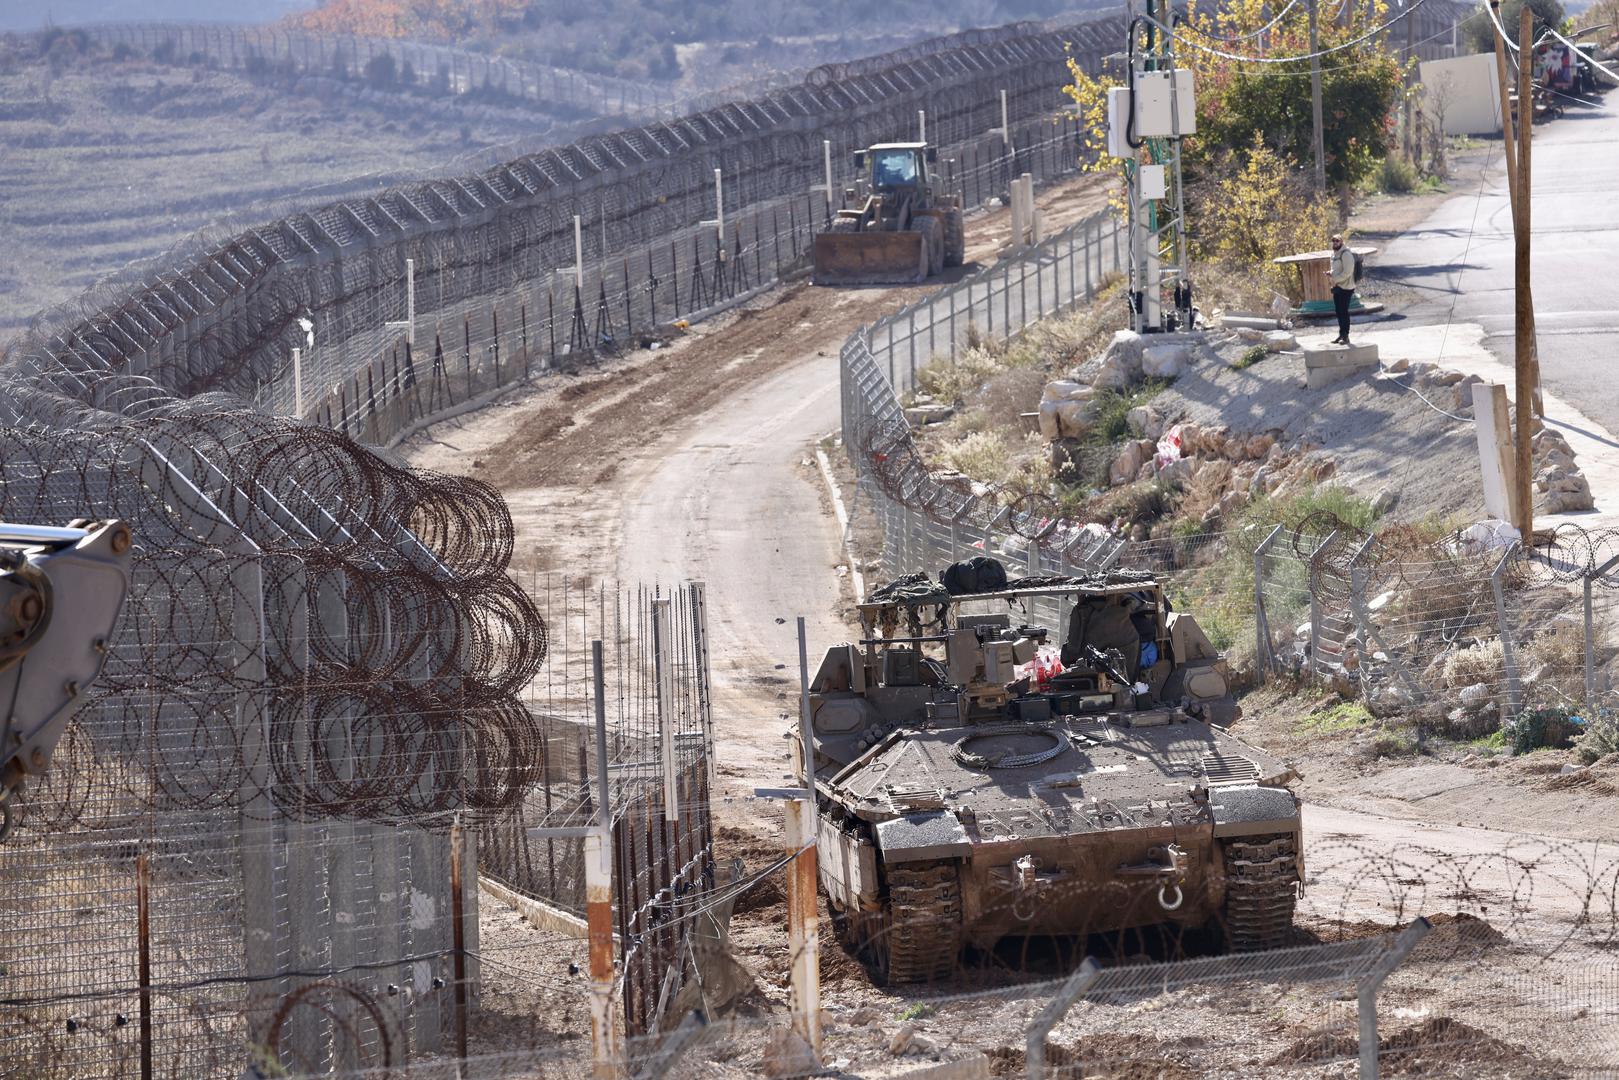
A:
[1118,843,1189,911]
[1002,854,1065,922]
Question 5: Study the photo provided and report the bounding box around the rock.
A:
[1263,329,1297,352]
[1407,361,1436,382]
[1330,669,1358,699]
[1452,374,1484,410]
[1372,488,1398,515]
[904,404,954,426]
[889,1024,917,1056]
[1043,379,1086,402]
[1540,448,1577,471]
[1037,400,1060,441]
[1552,472,1590,495]
[1369,683,1415,716]
[1055,399,1095,439]
[1158,456,1198,485]
[1459,682,1490,709]
[1134,460,1156,484]
[1544,483,1596,513]
[1533,430,1571,453]
[1218,489,1249,516]
[1127,404,1163,439]
[1106,329,1145,370]
[1246,434,1275,460]
[1178,422,1203,454]
[1386,357,1410,373]
[1236,326,1265,343]
[762,1028,821,1078]
[1430,369,1465,386]
[1108,443,1145,486]
[849,1007,879,1027]
[1091,355,1132,390]
[1142,343,1189,379]
[1561,762,1585,776]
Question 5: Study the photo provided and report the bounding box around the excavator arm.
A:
[0,520,132,840]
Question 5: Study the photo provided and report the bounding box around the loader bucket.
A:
[812,230,928,286]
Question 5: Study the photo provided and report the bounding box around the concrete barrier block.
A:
[1303,341,1378,389]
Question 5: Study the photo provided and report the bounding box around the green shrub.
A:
[1234,345,1268,369]
[1378,156,1420,194]
[1507,706,1581,754]
[1574,709,1619,764]
[1367,726,1421,758]
[1296,701,1373,734]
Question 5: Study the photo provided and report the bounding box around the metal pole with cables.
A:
[587,639,621,1078]
[786,616,822,1057]
[1309,0,1326,191]
[1512,4,1535,540]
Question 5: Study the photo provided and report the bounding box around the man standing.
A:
[1329,233,1355,345]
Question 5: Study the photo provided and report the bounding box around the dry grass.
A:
[1442,640,1505,690]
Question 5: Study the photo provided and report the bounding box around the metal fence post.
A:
[1358,919,1433,1079]
[589,639,622,1079]
[790,617,823,1057]
[1253,524,1283,682]
[1025,958,1101,1079]
[908,307,917,389]
[652,597,678,819]
[1307,531,1337,684]
[1586,570,1597,713]
[1585,553,1619,712]
[1491,544,1524,720]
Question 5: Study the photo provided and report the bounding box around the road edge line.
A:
[814,441,865,603]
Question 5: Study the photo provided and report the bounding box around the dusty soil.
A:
[1234,684,1619,843]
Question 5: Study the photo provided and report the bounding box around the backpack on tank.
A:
[940,556,1008,596]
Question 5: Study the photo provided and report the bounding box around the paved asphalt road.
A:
[1375,89,1619,434]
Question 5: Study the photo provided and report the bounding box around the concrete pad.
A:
[1303,338,1379,389]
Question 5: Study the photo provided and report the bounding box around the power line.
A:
[1160,0,1434,65]
[1187,0,1305,43]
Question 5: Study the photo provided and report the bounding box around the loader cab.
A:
[855,143,937,194]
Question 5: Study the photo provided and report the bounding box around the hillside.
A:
[290,0,1114,88]
[0,34,576,343]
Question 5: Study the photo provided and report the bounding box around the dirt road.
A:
[409,176,1113,790]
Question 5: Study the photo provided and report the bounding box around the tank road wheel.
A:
[859,861,962,985]
[917,217,945,279]
[1221,834,1301,952]
[943,206,965,267]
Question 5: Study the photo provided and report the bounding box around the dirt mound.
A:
[1272,1017,1551,1076]
[1033,1034,1197,1080]
[1269,1027,1360,1066]
[1380,1016,1550,1077]
[1422,911,1507,948]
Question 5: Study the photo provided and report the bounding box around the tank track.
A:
[1222,833,1300,952]
[865,861,962,985]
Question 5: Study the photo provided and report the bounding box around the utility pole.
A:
[1403,0,1416,161]
[1513,4,1536,540]
[1309,0,1326,191]
[1490,0,1519,217]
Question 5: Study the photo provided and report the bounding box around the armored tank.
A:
[806,567,1303,984]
